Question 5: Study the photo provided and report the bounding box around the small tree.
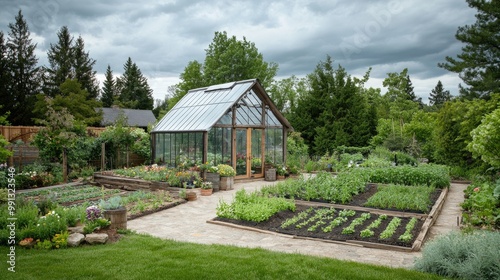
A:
[467,107,500,169]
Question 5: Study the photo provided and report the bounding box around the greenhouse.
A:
[151,79,292,179]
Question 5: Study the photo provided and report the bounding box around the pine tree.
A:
[0,32,10,120]
[5,10,42,125]
[73,36,99,99]
[45,27,99,100]
[46,26,73,97]
[429,80,452,107]
[101,65,116,107]
[439,0,500,99]
[116,57,153,110]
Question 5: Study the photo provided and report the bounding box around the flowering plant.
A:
[201,181,213,189]
[86,205,101,221]
[217,164,236,177]
[276,164,287,176]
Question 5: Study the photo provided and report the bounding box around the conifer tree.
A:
[429,80,452,107]
[5,10,42,125]
[101,65,116,107]
[116,57,154,110]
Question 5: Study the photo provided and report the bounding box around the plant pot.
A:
[205,172,220,192]
[277,175,285,180]
[220,176,234,190]
[200,188,213,196]
[103,207,127,230]
[265,169,276,181]
[186,191,197,201]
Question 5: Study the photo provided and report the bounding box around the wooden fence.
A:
[0,126,107,143]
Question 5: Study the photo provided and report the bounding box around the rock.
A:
[68,233,85,247]
[85,233,109,245]
[68,226,84,234]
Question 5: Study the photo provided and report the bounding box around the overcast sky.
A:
[0,0,477,103]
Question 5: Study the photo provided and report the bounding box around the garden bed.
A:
[209,185,448,251]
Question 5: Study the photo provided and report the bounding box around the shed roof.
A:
[98,107,157,128]
[153,79,291,132]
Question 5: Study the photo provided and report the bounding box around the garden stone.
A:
[68,226,84,234]
[85,233,109,244]
[68,233,85,247]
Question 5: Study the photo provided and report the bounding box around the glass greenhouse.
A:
[151,79,293,179]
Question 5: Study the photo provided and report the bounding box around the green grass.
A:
[0,233,442,280]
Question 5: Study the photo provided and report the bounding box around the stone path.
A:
[127,179,468,269]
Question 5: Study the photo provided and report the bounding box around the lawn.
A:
[0,233,442,280]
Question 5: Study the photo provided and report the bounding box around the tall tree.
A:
[439,0,500,99]
[429,80,452,107]
[45,27,99,99]
[291,56,375,155]
[268,75,307,116]
[171,31,278,110]
[101,65,116,107]
[45,26,73,97]
[5,10,42,125]
[73,36,99,99]
[116,57,154,110]
[0,32,10,119]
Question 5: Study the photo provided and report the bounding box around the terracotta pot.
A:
[186,191,197,201]
[200,188,213,196]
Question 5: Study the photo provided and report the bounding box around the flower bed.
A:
[18,185,122,205]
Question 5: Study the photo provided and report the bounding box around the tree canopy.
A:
[116,57,154,110]
[439,0,500,99]
[170,31,278,110]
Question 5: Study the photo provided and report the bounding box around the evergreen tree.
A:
[45,27,99,99]
[116,57,154,110]
[45,26,73,97]
[439,0,500,99]
[73,36,99,99]
[291,56,375,155]
[429,80,452,107]
[101,65,116,107]
[5,10,42,125]
[0,32,10,120]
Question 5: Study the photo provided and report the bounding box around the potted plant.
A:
[203,163,220,192]
[200,181,213,196]
[217,164,236,190]
[99,196,127,230]
[276,164,287,180]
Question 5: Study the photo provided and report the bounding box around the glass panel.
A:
[265,128,284,166]
[208,128,232,165]
[235,129,247,176]
[222,128,232,165]
[217,109,232,125]
[236,92,263,125]
[251,129,263,177]
[266,108,282,127]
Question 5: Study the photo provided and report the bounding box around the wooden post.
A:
[101,143,105,171]
[63,148,68,183]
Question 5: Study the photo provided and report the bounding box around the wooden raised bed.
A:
[207,187,449,252]
[93,172,177,192]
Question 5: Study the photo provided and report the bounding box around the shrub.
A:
[414,231,500,280]
[353,165,450,188]
[461,180,500,229]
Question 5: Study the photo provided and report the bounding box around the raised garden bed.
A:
[209,182,448,251]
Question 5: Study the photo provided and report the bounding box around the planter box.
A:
[103,207,127,230]
[220,176,234,190]
[205,172,220,192]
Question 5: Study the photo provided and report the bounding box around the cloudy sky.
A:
[0,0,477,103]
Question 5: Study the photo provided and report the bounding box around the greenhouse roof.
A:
[152,79,291,132]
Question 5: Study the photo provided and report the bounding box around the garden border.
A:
[206,187,449,252]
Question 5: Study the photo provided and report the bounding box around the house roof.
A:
[98,107,157,128]
[152,79,292,133]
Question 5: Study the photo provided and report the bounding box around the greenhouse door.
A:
[235,128,264,178]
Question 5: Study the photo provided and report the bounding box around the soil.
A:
[214,185,443,248]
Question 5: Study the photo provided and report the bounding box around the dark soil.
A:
[214,185,443,248]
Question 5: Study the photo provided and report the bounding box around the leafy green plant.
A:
[360,214,387,238]
[398,217,418,243]
[216,189,295,222]
[379,217,401,239]
[99,196,123,210]
[364,184,435,213]
[281,208,314,229]
[342,213,370,235]
[461,181,500,229]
